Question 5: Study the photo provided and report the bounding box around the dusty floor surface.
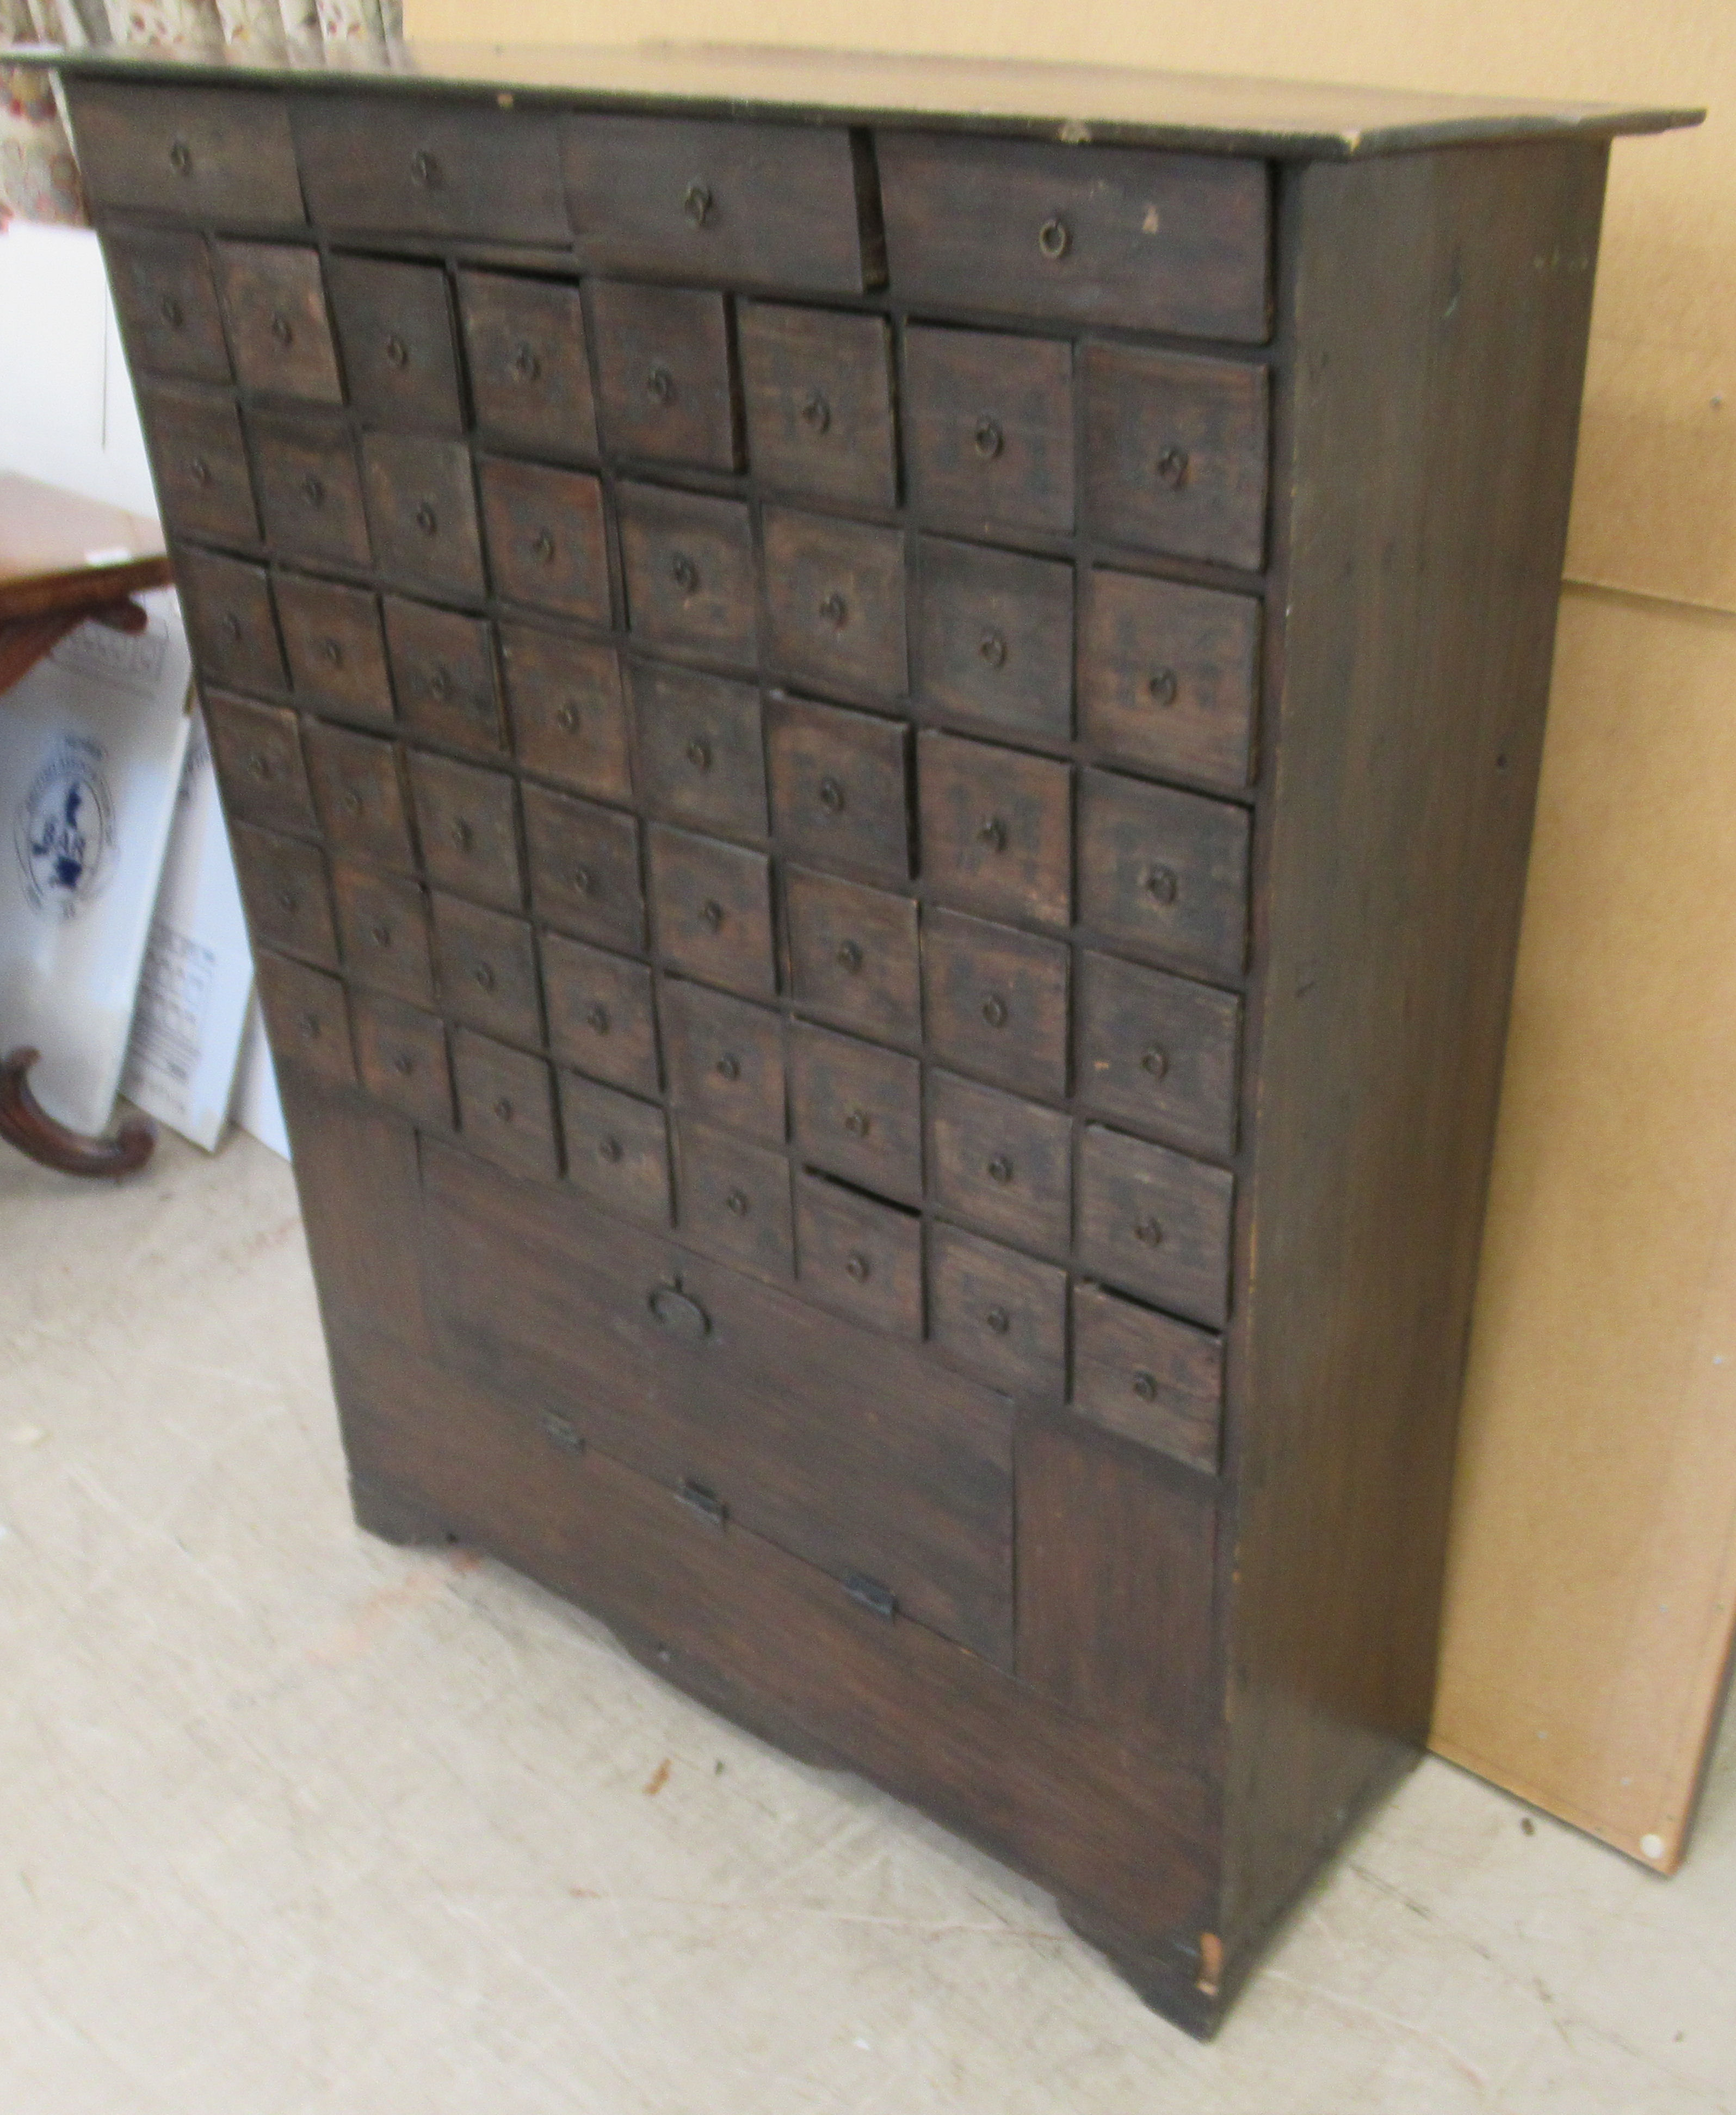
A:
[2,1126,1732,2114]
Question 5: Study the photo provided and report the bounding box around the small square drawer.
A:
[542,932,659,1097]
[206,693,313,835]
[767,694,911,883]
[563,115,874,293]
[619,483,756,666]
[325,255,464,435]
[249,409,370,570]
[737,302,896,509]
[459,270,598,459]
[361,435,485,601]
[784,867,919,1048]
[255,950,353,1087]
[631,661,767,840]
[69,83,305,226]
[479,459,611,625]
[140,384,258,546]
[331,863,433,1005]
[560,1072,672,1226]
[1078,768,1250,982]
[929,1221,1066,1399]
[352,990,453,1129]
[647,824,776,1000]
[587,281,738,472]
[214,242,340,403]
[878,134,1270,341]
[452,1029,559,1183]
[275,573,394,727]
[384,598,504,756]
[674,1117,794,1282]
[923,906,1069,1100]
[433,893,542,1046]
[410,752,523,911]
[523,786,643,951]
[292,97,567,243]
[917,731,1071,931]
[917,536,1074,740]
[178,549,285,694]
[1083,346,1270,572]
[788,1018,922,1204]
[904,326,1073,537]
[103,231,229,382]
[499,624,630,801]
[1076,950,1240,1160]
[1079,569,1260,792]
[930,1070,1071,1259]
[231,822,336,966]
[662,977,786,1142]
[1075,1123,1233,1328]
[305,723,414,872]
[762,507,906,703]
[795,1173,923,1340]
[1071,1281,1224,1474]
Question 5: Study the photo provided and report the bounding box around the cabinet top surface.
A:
[44,39,1700,159]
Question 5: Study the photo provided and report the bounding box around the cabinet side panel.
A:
[1224,141,1608,1963]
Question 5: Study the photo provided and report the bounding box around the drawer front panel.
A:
[795,1174,923,1340]
[459,270,598,459]
[542,932,659,1097]
[214,242,340,403]
[1070,1281,1224,1474]
[563,115,873,293]
[1075,1123,1233,1328]
[930,1070,1071,1259]
[662,979,787,1142]
[879,133,1269,342]
[738,302,897,509]
[478,457,611,624]
[256,949,353,1085]
[904,325,1074,537]
[332,863,434,1005]
[1078,768,1250,981]
[451,1030,559,1182]
[177,549,285,693]
[250,410,371,569]
[1076,949,1240,1160]
[631,661,768,840]
[409,752,524,910]
[917,536,1074,740]
[275,573,394,726]
[784,867,921,1047]
[559,1072,673,1226]
[231,822,336,966]
[352,991,453,1129]
[206,693,313,835]
[292,97,568,242]
[675,1117,795,1282]
[929,1221,1067,1400]
[384,598,504,755]
[433,895,541,1044]
[325,255,465,436]
[763,506,906,702]
[523,786,644,950]
[142,385,257,546]
[647,825,776,999]
[588,281,739,472]
[1079,568,1260,791]
[1083,345,1270,571]
[923,907,1069,1101]
[767,694,911,883]
[788,1019,922,1204]
[104,231,230,382]
[619,483,757,666]
[500,624,631,801]
[305,722,414,871]
[361,434,486,600]
[70,83,305,226]
[917,731,1071,931]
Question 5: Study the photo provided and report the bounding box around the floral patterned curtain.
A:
[1,0,403,225]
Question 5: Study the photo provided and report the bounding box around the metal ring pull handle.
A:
[1037,215,1070,259]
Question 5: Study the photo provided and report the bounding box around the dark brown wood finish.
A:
[205,692,313,835]
[230,822,337,967]
[325,255,465,435]
[459,270,599,460]
[631,660,768,840]
[543,933,660,1096]
[249,409,372,569]
[737,302,898,509]
[762,506,907,703]
[214,240,341,401]
[499,623,631,800]
[477,457,611,623]
[784,866,922,1047]
[586,281,739,472]
[351,991,454,1129]
[618,481,757,665]
[903,324,1074,537]
[331,863,434,1005]
[384,596,504,753]
[788,1017,922,1204]
[275,572,394,725]
[141,384,257,545]
[304,722,415,871]
[766,694,911,882]
[103,229,231,382]
[661,978,787,1142]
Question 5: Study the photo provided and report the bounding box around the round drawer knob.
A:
[699,899,725,932]
[570,864,595,896]
[978,629,1007,670]
[472,963,496,992]
[415,502,439,537]
[685,736,712,772]
[845,1252,872,1283]
[670,552,699,594]
[188,455,211,487]
[801,390,831,434]
[843,1108,870,1139]
[392,1053,416,1077]
[221,612,242,642]
[818,776,845,815]
[1141,1043,1170,1080]
[320,636,344,667]
[341,789,362,815]
[975,816,1008,852]
[158,294,184,328]
[835,939,863,974]
[274,888,296,913]
[428,666,452,701]
[302,473,326,507]
[384,333,410,369]
[449,819,473,851]
[1156,446,1190,489]
[715,1053,740,1083]
[555,702,582,733]
[296,1010,320,1040]
[532,529,557,564]
[1037,215,1071,259]
[1135,1216,1165,1247]
[986,1155,1014,1185]
[973,416,1003,460]
[1144,864,1179,905]
[985,1306,1011,1337]
[724,1188,750,1218]
[980,994,1008,1029]
[410,147,441,188]
[511,342,540,382]
[492,1096,515,1123]
[167,138,193,176]
[247,752,272,780]
[586,1003,610,1034]
[370,923,392,949]
[1132,1370,1160,1402]
[646,364,677,405]
[683,179,713,227]
[1148,667,1179,708]
[270,311,294,347]
[598,1135,623,1164]
[818,590,848,629]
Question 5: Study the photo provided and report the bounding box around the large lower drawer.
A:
[418,1136,1016,1667]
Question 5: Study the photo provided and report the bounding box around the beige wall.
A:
[409,0,1736,1865]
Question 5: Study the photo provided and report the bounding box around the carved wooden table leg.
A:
[0,1047,155,1178]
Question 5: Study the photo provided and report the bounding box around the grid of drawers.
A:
[104,103,1270,1485]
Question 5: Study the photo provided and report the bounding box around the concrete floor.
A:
[2,1126,1733,2115]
